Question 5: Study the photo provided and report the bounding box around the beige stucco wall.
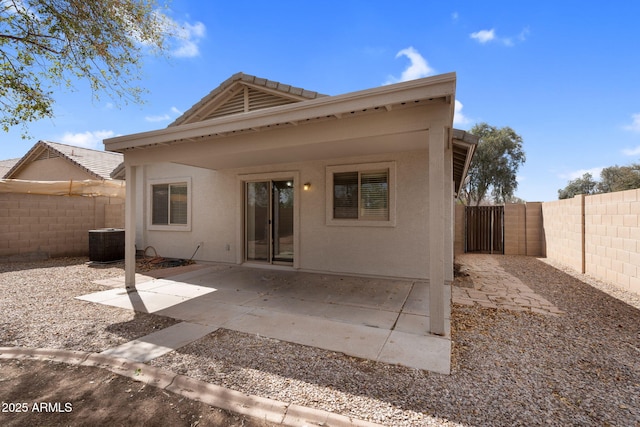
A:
[137,149,433,280]
[12,157,96,181]
[0,193,124,261]
[452,204,463,256]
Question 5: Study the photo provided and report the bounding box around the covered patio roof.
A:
[104,73,475,195]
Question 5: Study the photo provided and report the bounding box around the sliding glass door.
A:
[245,180,294,264]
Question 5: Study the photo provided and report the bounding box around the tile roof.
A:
[0,158,20,178]
[169,72,327,127]
[3,140,123,180]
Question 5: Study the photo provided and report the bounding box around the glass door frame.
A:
[240,171,300,268]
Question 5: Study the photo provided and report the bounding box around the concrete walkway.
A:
[452,254,564,315]
[78,264,452,374]
[0,347,382,427]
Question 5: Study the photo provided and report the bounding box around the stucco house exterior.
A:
[104,72,476,335]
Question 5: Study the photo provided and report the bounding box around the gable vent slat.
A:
[204,91,246,119]
[249,89,295,110]
[195,84,308,122]
[36,149,59,161]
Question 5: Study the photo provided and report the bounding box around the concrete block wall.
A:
[524,202,544,256]
[541,195,585,273]
[504,204,526,255]
[104,200,125,229]
[0,193,125,262]
[583,189,640,294]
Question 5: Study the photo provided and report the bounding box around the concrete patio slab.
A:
[100,322,219,362]
[224,307,391,362]
[81,264,452,373]
[320,303,399,329]
[139,280,217,298]
[377,331,451,374]
[242,294,331,317]
[394,312,428,334]
[76,288,128,303]
[201,288,268,306]
[79,290,190,313]
[154,299,255,325]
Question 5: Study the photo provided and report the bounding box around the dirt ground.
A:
[0,358,276,427]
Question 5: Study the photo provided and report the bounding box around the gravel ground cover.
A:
[0,258,178,352]
[1,256,639,426]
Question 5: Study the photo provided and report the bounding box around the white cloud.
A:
[623,112,640,133]
[470,29,496,44]
[518,27,530,42]
[470,28,527,46]
[145,114,171,122]
[559,167,604,181]
[385,47,435,84]
[622,145,640,156]
[59,130,115,150]
[145,106,182,123]
[171,20,206,58]
[451,12,459,21]
[453,99,471,127]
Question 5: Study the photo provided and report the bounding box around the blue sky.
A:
[2,1,640,202]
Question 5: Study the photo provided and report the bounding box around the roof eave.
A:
[105,72,457,153]
[452,129,479,196]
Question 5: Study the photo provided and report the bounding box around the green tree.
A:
[557,173,598,199]
[1,0,171,135]
[597,164,640,193]
[462,122,526,205]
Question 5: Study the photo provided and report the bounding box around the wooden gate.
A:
[465,206,504,254]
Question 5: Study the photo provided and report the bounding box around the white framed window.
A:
[326,161,396,227]
[147,177,191,231]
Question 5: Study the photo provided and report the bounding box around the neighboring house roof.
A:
[170,72,327,127]
[0,158,20,178]
[4,140,124,180]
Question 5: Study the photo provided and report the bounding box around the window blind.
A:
[169,184,188,224]
[360,170,388,220]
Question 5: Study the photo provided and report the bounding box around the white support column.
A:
[125,163,137,291]
[428,124,447,335]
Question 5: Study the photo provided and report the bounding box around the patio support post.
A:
[125,163,137,291]
[428,123,447,335]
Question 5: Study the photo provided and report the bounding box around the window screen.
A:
[333,169,388,220]
[152,184,169,225]
[152,183,188,225]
